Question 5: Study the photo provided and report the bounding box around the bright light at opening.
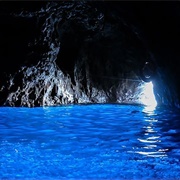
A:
[140,81,157,109]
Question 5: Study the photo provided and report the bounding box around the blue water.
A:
[0,104,180,179]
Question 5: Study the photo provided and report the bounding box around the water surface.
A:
[0,104,180,179]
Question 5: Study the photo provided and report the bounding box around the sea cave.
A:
[0,1,180,108]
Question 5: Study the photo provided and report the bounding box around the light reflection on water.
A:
[0,104,180,179]
[133,105,179,159]
[125,105,168,158]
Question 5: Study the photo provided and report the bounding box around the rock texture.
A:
[0,1,179,107]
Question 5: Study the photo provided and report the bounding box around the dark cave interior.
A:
[0,1,180,107]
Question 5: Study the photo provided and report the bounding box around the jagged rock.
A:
[0,1,179,107]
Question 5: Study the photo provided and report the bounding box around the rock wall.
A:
[0,1,179,107]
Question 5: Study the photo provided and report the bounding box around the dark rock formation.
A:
[0,1,179,107]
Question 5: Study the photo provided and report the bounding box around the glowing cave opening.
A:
[140,81,157,109]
